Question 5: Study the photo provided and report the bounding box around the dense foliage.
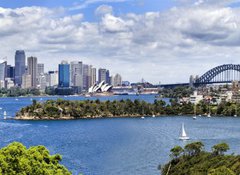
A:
[0,142,71,174]
[0,87,41,97]
[16,99,240,119]
[161,142,240,175]
[159,86,194,98]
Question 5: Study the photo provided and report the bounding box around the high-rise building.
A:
[83,64,90,90]
[106,70,110,84]
[0,61,7,88]
[37,63,44,76]
[58,61,70,87]
[70,61,83,89]
[14,50,26,86]
[113,73,122,86]
[27,56,37,88]
[48,71,58,87]
[90,67,96,86]
[98,68,110,83]
[6,65,15,79]
[22,74,32,89]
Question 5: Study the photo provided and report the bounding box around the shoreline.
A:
[14,114,239,121]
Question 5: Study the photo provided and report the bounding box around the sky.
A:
[1,0,240,84]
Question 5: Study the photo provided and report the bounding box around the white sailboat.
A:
[193,104,197,120]
[207,103,211,118]
[3,111,7,120]
[179,123,190,140]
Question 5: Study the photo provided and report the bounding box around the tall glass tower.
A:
[15,50,26,86]
[58,61,70,87]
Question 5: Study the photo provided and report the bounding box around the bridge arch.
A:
[195,64,240,84]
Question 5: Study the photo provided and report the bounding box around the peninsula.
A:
[16,99,166,120]
[15,99,240,120]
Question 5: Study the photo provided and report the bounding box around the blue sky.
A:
[0,0,175,21]
[0,0,240,83]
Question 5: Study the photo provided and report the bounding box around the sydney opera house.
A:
[88,81,112,93]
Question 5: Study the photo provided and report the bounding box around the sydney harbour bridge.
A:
[160,64,240,88]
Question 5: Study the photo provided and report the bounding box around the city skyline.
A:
[1,1,240,83]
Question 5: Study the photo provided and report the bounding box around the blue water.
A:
[0,95,240,175]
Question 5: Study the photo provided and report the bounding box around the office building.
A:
[27,56,37,88]
[48,71,58,87]
[90,67,96,86]
[15,50,26,86]
[113,73,122,86]
[22,74,32,89]
[4,78,14,89]
[83,64,90,90]
[70,61,83,88]
[58,61,70,87]
[37,63,44,76]
[0,61,6,88]
[98,68,110,83]
[6,65,15,79]
[0,61,6,81]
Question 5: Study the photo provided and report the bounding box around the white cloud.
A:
[70,0,129,10]
[1,3,240,83]
[95,4,113,16]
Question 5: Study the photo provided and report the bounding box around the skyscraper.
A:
[6,65,15,79]
[58,61,70,87]
[98,68,110,83]
[90,67,96,86]
[70,61,83,89]
[83,64,90,90]
[15,50,26,86]
[27,56,37,88]
[0,61,7,88]
[113,73,122,86]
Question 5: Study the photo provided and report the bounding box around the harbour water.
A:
[0,95,240,175]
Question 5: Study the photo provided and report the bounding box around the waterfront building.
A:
[190,91,203,104]
[70,61,83,89]
[48,71,58,87]
[58,61,70,87]
[113,73,122,87]
[38,74,47,92]
[4,78,14,89]
[27,56,38,88]
[22,74,32,89]
[15,50,26,86]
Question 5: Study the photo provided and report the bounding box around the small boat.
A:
[234,114,237,118]
[0,107,2,110]
[141,116,145,119]
[152,114,156,118]
[3,111,7,120]
[179,123,190,140]
[15,98,19,101]
[193,105,197,119]
[198,114,202,117]
[207,113,211,118]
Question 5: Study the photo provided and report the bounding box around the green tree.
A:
[184,142,204,156]
[170,146,183,159]
[0,142,71,174]
[208,166,236,175]
[212,143,230,156]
